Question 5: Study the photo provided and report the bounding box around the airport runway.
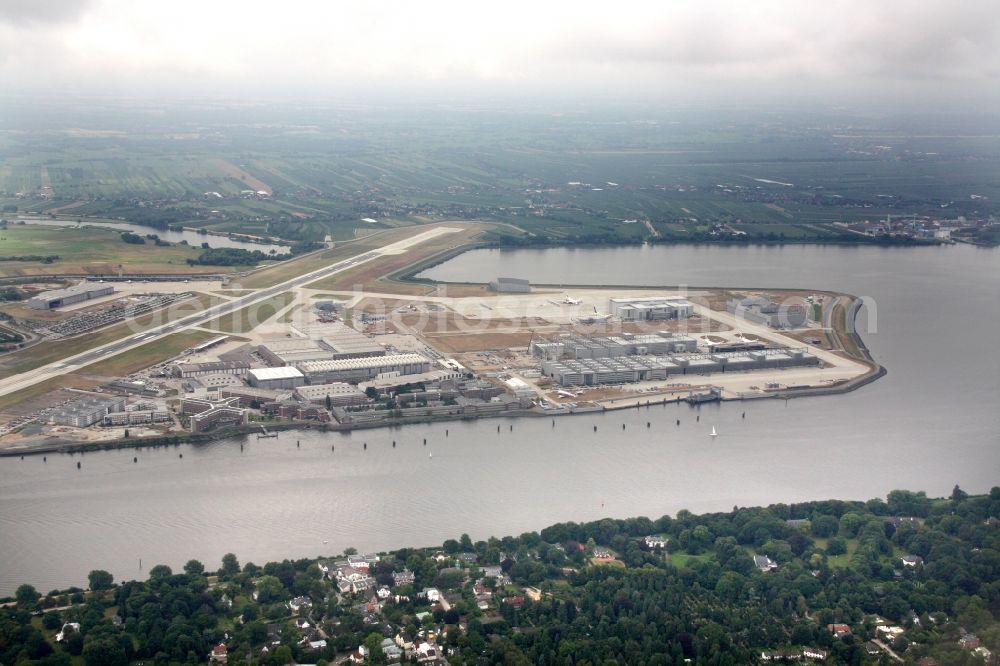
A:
[0,227,461,399]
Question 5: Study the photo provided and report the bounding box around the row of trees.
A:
[2,487,998,666]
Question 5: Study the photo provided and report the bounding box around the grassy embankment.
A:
[306,225,484,295]
[234,229,410,289]
[203,292,293,334]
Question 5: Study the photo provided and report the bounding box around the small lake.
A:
[14,217,290,254]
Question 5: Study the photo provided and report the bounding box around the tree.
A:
[88,570,114,591]
[43,612,63,630]
[254,575,284,603]
[15,583,40,607]
[838,513,866,538]
[148,564,173,582]
[220,552,240,577]
[951,484,968,502]
[82,636,128,666]
[183,559,205,575]
[811,515,839,538]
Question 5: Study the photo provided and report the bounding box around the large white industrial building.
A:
[727,296,809,329]
[294,383,368,406]
[489,277,531,293]
[531,331,698,361]
[609,296,694,321]
[258,338,334,366]
[543,349,819,386]
[258,325,384,366]
[28,283,114,310]
[299,353,432,384]
[247,366,306,389]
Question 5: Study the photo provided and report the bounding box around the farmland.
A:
[1,102,997,248]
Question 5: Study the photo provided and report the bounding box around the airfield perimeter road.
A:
[0,227,462,400]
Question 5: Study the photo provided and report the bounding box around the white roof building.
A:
[247,366,305,389]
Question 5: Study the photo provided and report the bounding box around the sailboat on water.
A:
[710,426,718,438]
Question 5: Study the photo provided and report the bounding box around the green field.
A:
[0,224,214,276]
[1,103,995,248]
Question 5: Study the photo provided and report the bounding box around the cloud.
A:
[0,0,996,106]
[0,0,93,25]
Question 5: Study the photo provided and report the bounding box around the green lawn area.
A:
[668,551,715,568]
[81,331,217,378]
[0,224,209,276]
[814,537,861,568]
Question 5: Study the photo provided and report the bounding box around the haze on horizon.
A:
[1,0,999,110]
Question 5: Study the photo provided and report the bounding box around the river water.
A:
[0,243,997,595]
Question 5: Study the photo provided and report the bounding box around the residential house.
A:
[296,618,311,631]
[458,552,478,564]
[377,586,391,599]
[422,587,441,603]
[802,648,828,660]
[827,623,852,638]
[503,596,525,609]
[288,596,312,613]
[864,642,881,656]
[754,554,778,572]
[644,535,668,548]
[959,634,981,649]
[307,640,327,650]
[761,649,802,661]
[416,642,439,662]
[392,569,416,586]
[210,644,228,664]
[592,547,613,559]
[347,554,374,571]
[877,625,905,639]
[480,565,503,578]
[383,644,403,661]
[55,623,81,643]
[901,555,924,567]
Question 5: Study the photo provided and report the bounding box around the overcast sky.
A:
[1,0,998,107]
